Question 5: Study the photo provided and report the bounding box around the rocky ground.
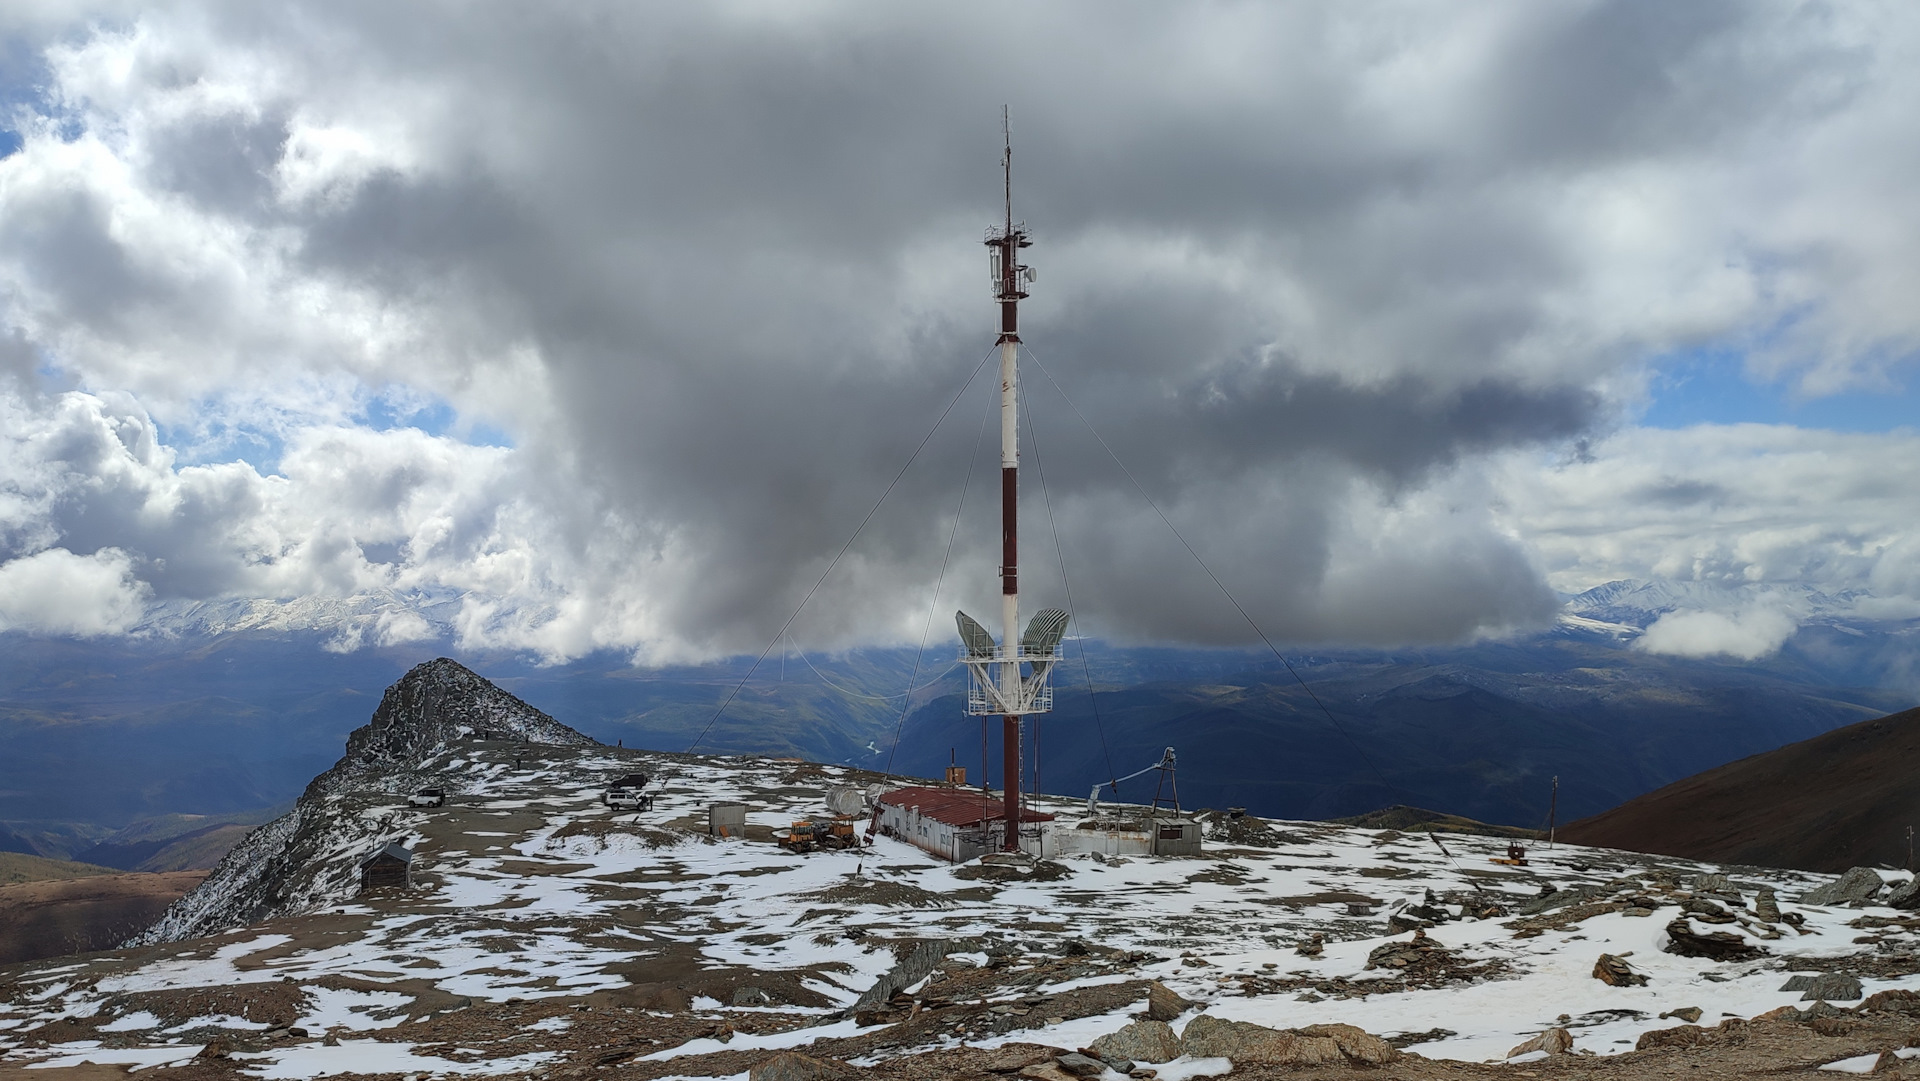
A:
[4,662,1920,1079]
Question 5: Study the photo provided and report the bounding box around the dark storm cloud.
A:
[0,1,1911,655]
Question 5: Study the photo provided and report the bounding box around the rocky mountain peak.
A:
[340,657,599,773]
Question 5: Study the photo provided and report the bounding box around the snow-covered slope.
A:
[127,658,598,945]
[7,664,1920,1078]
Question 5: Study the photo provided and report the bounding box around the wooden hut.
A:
[358,842,413,892]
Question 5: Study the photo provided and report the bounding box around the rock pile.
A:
[1800,867,1885,907]
[1365,929,1448,971]
[1507,1026,1574,1058]
[1593,952,1648,987]
[1178,1014,1396,1067]
[1662,918,1767,961]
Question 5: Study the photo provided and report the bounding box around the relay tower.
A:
[957,110,1067,853]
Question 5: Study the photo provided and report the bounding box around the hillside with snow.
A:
[5,662,1920,1078]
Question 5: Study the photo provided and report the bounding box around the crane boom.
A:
[1087,748,1177,816]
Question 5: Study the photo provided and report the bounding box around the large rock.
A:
[1179,1015,1343,1066]
[1800,973,1864,1002]
[1088,1021,1180,1065]
[1636,1025,1708,1051]
[1507,1027,1574,1058]
[983,1045,1067,1074]
[1051,1054,1105,1078]
[1593,953,1648,987]
[1297,1022,1399,1065]
[1885,877,1920,910]
[1799,867,1885,906]
[1662,919,1766,961]
[1144,981,1194,1022]
[750,1052,861,1081]
[1754,887,1782,922]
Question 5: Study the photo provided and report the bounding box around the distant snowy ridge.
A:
[1561,578,1873,630]
[128,658,599,945]
[132,589,462,649]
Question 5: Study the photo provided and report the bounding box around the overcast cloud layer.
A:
[2,1,1919,662]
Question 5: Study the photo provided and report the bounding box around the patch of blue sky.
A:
[0,130,19,159]
[153,386,513,474]
[359,389,514,447]
[156,417,288,473]
[1639,346,1918,433]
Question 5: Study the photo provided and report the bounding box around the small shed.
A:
[1152,819,1204,857]
[358,842,413,893]
[709,802,748,838]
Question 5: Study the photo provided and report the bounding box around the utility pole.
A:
[1547,776,1559,848]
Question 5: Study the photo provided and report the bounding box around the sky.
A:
[1,0,1919,664]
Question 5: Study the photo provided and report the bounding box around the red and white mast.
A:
[957,110,1065,854]
[993,114,1027,852]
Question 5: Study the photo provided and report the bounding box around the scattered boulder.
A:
[1636,1025,1708,1051]
[1015,1065,1078,1081]
[1593,953,1648,987]
[1885,877,1920,910]
[750,1052,861,1081]
[1659,1007,1703,1023]
[732,986,773,1006]
[1089,1021,1180,1065]
[1809,1016,1854,1037]
[1365,929,1447,970]
[1754,887,1781,922]
[1294,934,1324,957]
[1799,973,1864,1002]
[1297,1022,1399,1065]
[1144,982,1193,1022]
[984,1045,1068,1074]
[1860,989,1920,1015]
[1507,1027,1574,1058]
[1052,1053,1106,1077]
[1695,872,1731,894]
[1682,898,1736,924]
[1751,1005,1801,1023]
[1799,867,1884,906]
[1179,1015,1343,1066]
[195,1041,232,1061]
[1662,918,1766,961]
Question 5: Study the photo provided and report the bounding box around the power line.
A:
[1020,344,1486,887]
[881,377,996,777]
[685,345,998,754]
[1023,392,1117,789]
[787,641,958,702]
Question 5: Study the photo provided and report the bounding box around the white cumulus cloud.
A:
[1635,605,1800,661]
[0,546,149,635]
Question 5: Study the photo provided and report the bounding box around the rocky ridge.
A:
[127,658,599,945]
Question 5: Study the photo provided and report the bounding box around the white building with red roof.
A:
[873,785,1056,862]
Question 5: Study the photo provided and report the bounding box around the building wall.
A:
[1152,820,1204,857]
[359,859,409,892]
[1054,823,1154,857]
[709,803,747,837]
[874,801,1053,862]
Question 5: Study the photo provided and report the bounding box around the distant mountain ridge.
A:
[1558,704,1920,873]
